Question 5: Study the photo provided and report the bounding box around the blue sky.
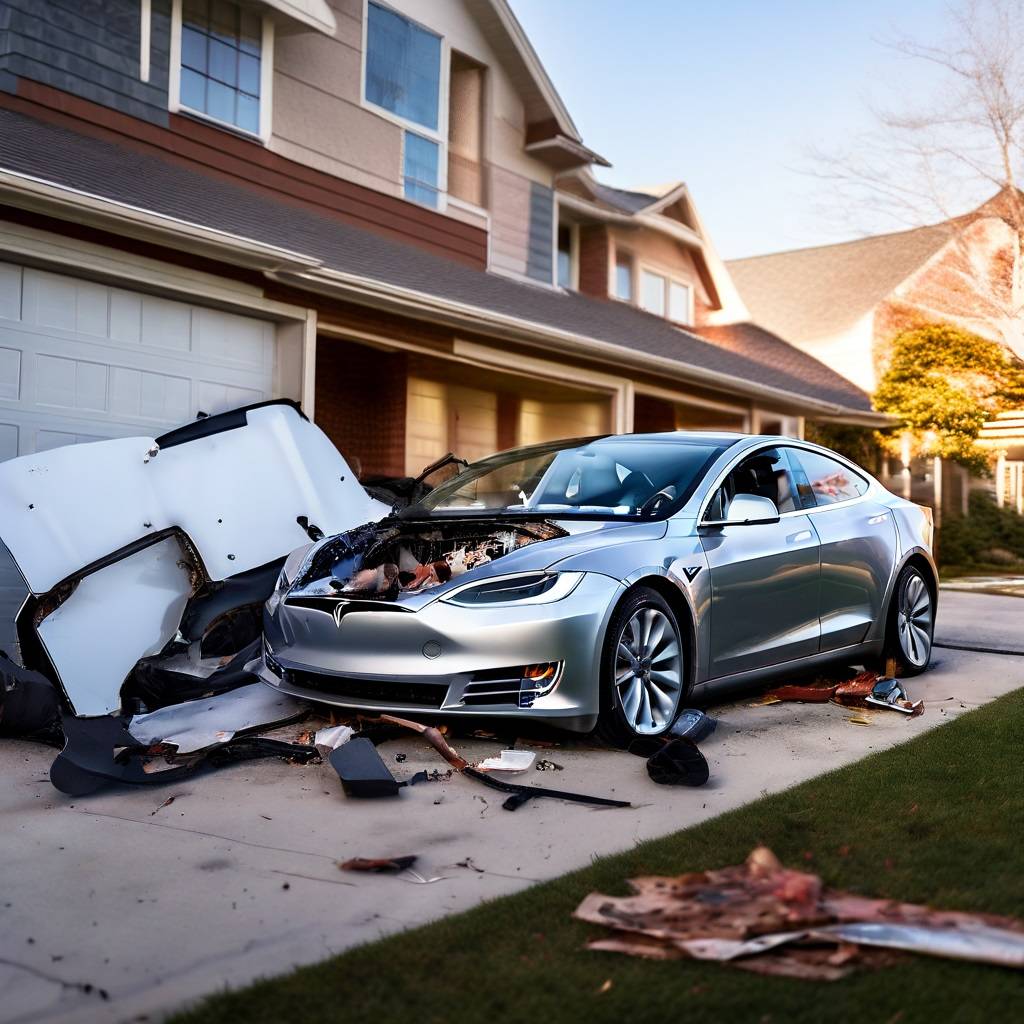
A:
[511,0,955,258]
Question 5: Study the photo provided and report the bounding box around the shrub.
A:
[938,490,1024,568]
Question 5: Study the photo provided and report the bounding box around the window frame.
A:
[697,442,876,524]
[638,260,695,325]
[556,220,579,291]
[639,267,667,316]
[168,0,275,143]
[612,247,634,302]
[787,447,870,509]
[360,0,450,210]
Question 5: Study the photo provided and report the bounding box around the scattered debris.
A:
[865,678,924,715]
[49,715,317,796]
[847,715,873,727]
[535,758,564,771]
[668,708,718,742]
[379,714,468,770]
[760,671,924,718]
[329,738,402,798]
[478,749,536,772]
[463,767,631,812]
[455,857,485,873]
[394,752,407,763]
[575,846,1024,979]
[314,724,354,758]
[340,856,418,873]
[645,737,710,787]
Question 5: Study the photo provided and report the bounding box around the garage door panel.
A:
[196,379,264,416]
[36,352,109,412]
[110,366,192,423]
[0,346,20,400]
[0,422,18,460]
[22,268,110,337]
[193,307,275,369]
[0,263,20,321]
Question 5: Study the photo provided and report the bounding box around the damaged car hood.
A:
[283,516,669,609]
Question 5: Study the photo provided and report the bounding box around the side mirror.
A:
[725,494,780,525]
[700,493,778,528]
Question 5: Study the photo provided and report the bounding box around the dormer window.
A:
[640,269,666,317]
[639,266,694,326]
[364,1,445,209]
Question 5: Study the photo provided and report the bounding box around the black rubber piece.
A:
[646,737,710,787]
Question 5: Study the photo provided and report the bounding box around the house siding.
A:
[0,0,171,126]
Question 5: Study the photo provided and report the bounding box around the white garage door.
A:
[0,260,277,653]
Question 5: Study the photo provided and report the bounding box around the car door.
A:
[787,447,898,653]
[699,447,821,678]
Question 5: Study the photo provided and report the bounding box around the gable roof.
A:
[0,108,877,418]
[727,223,954,344]
[688,322,871,413]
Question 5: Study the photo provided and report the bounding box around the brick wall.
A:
[577,224,609,298]
[314,339,409,478]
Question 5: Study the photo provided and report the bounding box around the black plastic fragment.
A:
[646,737,709,787]
[462,767,631,812]
[49,715,317,796]
[154,398,306,449]
[329,737,402,797]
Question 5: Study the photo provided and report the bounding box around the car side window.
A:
[789,449,868,505]
[707,447,800,520]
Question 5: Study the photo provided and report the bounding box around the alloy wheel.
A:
[614,606,683,735]
[897,572,933,668]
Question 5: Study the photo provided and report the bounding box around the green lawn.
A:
[173,690,1024,1024]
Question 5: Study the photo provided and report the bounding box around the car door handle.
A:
[787,529,813,544]
[866,513,889,525]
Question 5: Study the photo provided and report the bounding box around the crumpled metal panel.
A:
[0,402,389,595]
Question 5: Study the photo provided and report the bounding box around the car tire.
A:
[595,586,688,747]
[877,563,935,677]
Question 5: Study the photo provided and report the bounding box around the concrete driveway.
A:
[1,588,1022,1024]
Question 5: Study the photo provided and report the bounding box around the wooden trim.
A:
[0,80,488,268]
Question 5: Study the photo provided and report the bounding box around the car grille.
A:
[285,669,449,708]
[461,668,525,706]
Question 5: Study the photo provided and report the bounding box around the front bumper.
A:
[255,571,623,731]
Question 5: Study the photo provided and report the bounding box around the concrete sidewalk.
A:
[1,590,1021,1024]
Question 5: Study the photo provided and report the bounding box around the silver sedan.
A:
[255,433,937,743]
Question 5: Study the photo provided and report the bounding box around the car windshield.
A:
[416,437,728,519]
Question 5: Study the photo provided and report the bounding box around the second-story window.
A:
[557,226,574,289]
[640,269,666,316]
[615,252,633,301]
[365,2,444,209]
[178,0,264,136]
[639,267,694,326]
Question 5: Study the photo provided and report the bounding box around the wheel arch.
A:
[612,574,697,697]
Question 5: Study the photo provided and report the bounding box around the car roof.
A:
[592,430,750,447]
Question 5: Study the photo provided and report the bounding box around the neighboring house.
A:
[0,0,884,640]
[728,190,1024,514]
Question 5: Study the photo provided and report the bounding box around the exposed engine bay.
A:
[292,519,568,599]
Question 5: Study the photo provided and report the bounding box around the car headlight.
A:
[441,571,584,607]
[266,543,314,615]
